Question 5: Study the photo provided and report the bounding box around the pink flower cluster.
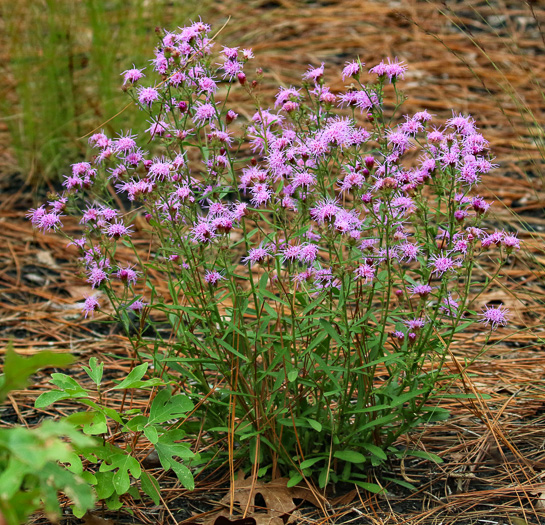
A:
[27,20,516,336]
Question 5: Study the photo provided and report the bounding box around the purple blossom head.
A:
[479,304,509,330]
[440,294,459,316]
[342,60,362,80]
[129,299,147,313]
[87,266,108,288]
[428,252,459,277]
[193,102,217,123]
[411,284,433,298]
[122,65,145,85]
[354,264,376,283]
[405,318,425,331]
[37,212,63,232]
[137,86,159,107]
[243,245,270,266]
[82,295,100,318]
[204,270,225,286]
[501,233,520,251]
[369,57,407,82]
[303,63,325,83]
[104,221,133,239]
[117,265,139,286]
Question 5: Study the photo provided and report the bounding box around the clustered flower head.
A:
[28,20,516,335]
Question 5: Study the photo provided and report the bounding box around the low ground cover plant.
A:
[25,19,519,513]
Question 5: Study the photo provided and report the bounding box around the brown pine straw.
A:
[1,0,545,524]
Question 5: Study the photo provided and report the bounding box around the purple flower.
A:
[145,120,169,137]
[137,86,159,106]
[281,244,302,263]
[38,212,63,232]
[479,304,509,330]
[405,318,425,331]
[222,46,239,60]
[440,294,459,316]
[502,233,520,251]
[113,131,137,153]
[82,295,100,318]
[428,253,459,276]
[353,264,375,282]
[398,242,420,262]
[291,171,317,189]
[27,206,46,226]
[122,65,145,85]
[191,220,215,244]
[342,60,362,80]
[104,221,133,239]
[149,159,173,181]
[87,266,108,288]
[204,270,225,286]
[410,284,433,298]
[275,87,303,108]
[193,102,217,123]
[117,265,139,286]
[369,58,407,82]
[303,63,325,83]
[243,245,270,266]
[298,243,319,264]
[198,76,217,94]
[472,196,491,215]
[129,299,147,312]
[310,198,340,224]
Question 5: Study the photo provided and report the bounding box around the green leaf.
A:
[318,467,330,488]
[382,476,416,491]
[95,471,116,500]
[81,357,103,386]
[390,390,425,407]
[299,457,324,469]
[34,389,71,408]
[0,345,74,402]
[360,443,387,461]
[287,370,298,383]
[406,450,443,464]
[112,363,147,389]
[334,450,366,464]
[287,473,303,487]
[143,426,158,444]
[351,481,383,493]
[112,363,163,389]
[82,411,108,435]
[318,320,343,346]
[140,471,161,505]
[49,373,86,393]
[99,450,142,495]
[155,430,195,490]
[170,462,194,490]
[306,419,322,432]
[148,390,193,426]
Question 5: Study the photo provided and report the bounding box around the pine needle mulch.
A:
[1,0,545,523]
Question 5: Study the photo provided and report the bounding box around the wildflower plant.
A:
[30,21,517,491]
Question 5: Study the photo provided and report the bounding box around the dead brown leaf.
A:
[203,472,321,525]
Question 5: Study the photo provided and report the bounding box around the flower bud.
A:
[237,72,246,85]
